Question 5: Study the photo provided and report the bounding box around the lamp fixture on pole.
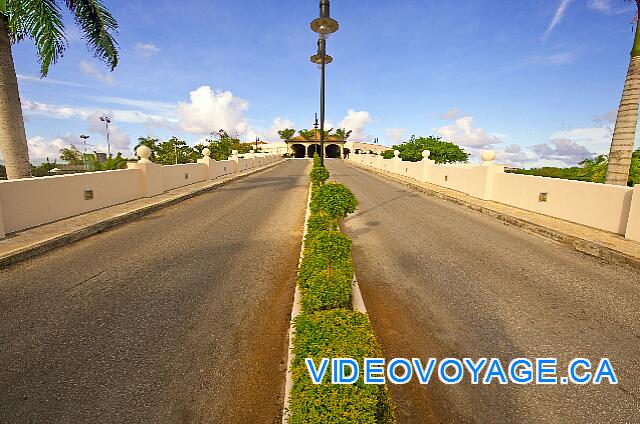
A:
[310,0,339,166]
[310,0,339,37]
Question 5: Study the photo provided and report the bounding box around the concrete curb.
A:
[0,159,287,269]
[347,160,640,271]
[282,178,312,424]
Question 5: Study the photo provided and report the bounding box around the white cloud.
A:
[88,96,175,113]
[17,74,86,87]
[440,109,463,120]
[385,127,406,144]
[549,126,613,154]
[435,116,501,148]
[27,135,77,162]
[588,0,612,12]
[542,0,574,41]
[22,100,93,120]
[79,60,115,85]
[177,86,249,135]
[338,109,372,141]
[493,144,536,166]
[531,138,594,165]
[245,116,296,143]
[593,108,617,125]
[510,51,577,70]
[21,100,171,125]
[134,42,160,58]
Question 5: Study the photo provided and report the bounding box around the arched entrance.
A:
[326,144,341,159]
[307,144,320,158]
[291,144,306,158]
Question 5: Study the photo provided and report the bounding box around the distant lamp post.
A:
[255,136,260,151]
[310,0,339,166]
[99,116,112,157]
[80,134,90,171]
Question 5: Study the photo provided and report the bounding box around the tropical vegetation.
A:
[511,148,640,186]
[605,0,640,185]
[381,135,469,164]
[0,0,119,179]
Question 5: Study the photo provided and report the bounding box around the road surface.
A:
[0,160,309,424]
[328,159,640,424]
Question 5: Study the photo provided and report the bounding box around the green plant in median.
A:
[306,212,338,234]
[298,230,354,313]
[288,159,395,423]
[289,309,395,424]
[311,183,358,219]
[313,152,322,168]
[299,266,354,313]
[310,166,330,186]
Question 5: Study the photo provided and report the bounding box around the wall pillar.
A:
[197,147,217,179]
[625,185,640,242]
[421,150,435,182]
[0,201,5,239]
[127,146,164,197]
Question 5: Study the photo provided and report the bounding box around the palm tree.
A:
[0,1,119,179]
[277,128,296,141]
[606,0,640,185]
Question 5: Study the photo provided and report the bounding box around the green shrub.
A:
[313,152,322,168]
[289,309,395,424]
[304,231,352,262]
[300,268,353,313]
[298,231,354,313]
[306,212,339,234]
[310,166,330,186]
[310,183,358,219]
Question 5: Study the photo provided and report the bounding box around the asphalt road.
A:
[0,159,309,424]
[328,160,640,424]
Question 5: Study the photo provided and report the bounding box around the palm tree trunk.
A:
[0,14,31,179]
[606,21,640,186]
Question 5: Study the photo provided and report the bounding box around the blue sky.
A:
[8,0,640,166]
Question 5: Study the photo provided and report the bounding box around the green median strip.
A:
[289,309,395,424]
[287,154,395,423]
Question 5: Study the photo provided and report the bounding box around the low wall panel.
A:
[0,169,143,233]
[492,173,633,234]
[162,163,207,191]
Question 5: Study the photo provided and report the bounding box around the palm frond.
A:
[6,0,67,76]
[64,0,118,71]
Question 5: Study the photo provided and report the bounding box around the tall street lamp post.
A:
[80,134,90,171]
[310,0,339,166]
[99,116,112,157]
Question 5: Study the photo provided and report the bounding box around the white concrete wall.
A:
[211,160,238,179]
[350,153,638,238]
[162,163,207,191]
[0,169,143,233]
[492,173,633,234]
[0,153,280,237]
